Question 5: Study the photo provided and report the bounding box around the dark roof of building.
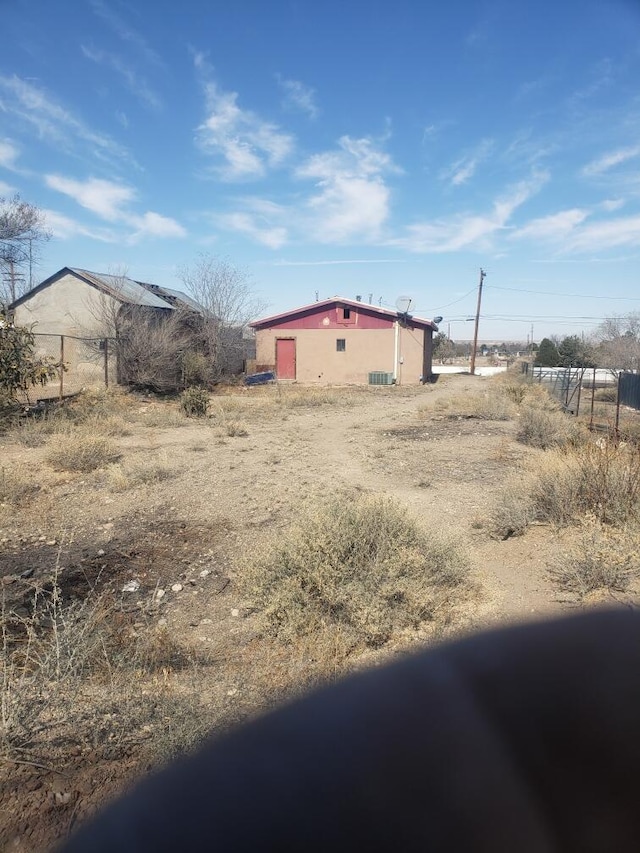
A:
[250,296,437,331]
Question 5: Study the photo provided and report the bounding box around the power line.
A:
[486,284,640,301]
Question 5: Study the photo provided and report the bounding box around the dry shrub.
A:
[594,386,617,403]
[0,466,39,506]
[240,494,471,650]
[47,429,120,472]
[487,440,640,536]
[14,419,53,447]
[1,578,208,764]
[180,387,210,418]
[517,406,586,449]
[224,420,248,437]
[519,382,561,410]
[485,480,535,539]
[549,519,640,602]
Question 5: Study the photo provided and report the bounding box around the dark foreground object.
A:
[62,611,640,851]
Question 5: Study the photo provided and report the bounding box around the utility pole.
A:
[1,259,25,304]
[530,323,534,358]
[469,268,486,376]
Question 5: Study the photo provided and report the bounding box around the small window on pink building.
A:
[343,308,351,320]
[336,338,346,352]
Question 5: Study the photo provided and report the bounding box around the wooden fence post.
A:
[104,339,109,388]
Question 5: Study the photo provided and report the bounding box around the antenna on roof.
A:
[315,290,319,302]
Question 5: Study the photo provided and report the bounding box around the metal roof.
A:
[137,282,206,314]
[70,269,174,310]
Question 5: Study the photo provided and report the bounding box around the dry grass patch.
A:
[1,578,211,765]
[487,439,640,537]
[517,406,587,449]
[106,455,176,490]
[223,420,249,437]
[0,466,39,506]
[434,390,516,421]
[549,518,640,602]
[47,429,120,472]
[240,493,472,651]
[139,406,188,428]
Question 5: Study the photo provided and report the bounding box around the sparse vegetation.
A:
[47,430,120,472]
[488,439,640,537]
[435,390,515,420]
[180,386,210,418]
[223,419,248,437]
[241,494,471,650]
[2,371,639,852]
[548,519,640,602]
[106,457,176,490]
[0,466,38,506]
[0,576,210,764]
[516,406,586,449]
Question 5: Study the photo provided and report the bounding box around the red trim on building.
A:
[251,297,436,332]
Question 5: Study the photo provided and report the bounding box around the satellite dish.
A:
[395,296,412,314]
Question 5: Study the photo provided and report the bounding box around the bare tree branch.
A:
[0,195,51,301]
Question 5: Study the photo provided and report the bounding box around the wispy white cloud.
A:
[45,174,135,221]
[42,208,118,242]
[128,211,186,241]
[295,135,398,243]
[0,180,16,196]
[195,54,294,181]
[216,135,398,248]
[0,75,135,167]
[390,170,549,253]
[511,208,589,241]
[441,139,493,187]
[0,139,20,170]
[563,214,640,253]
[81,44,162,110]
[569,58,614,109]
[89,0,163,68]
[216,196,288,248]
[277,76,318,119]
[583,145,640,177]
[45,174,186,241]
[601,198,625,212]
[219,212,288,248]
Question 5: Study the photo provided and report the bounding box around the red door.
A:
[276,338,296,379]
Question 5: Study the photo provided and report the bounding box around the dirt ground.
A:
[0,374,574,851]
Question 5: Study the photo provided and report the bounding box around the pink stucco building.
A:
[251,297,437,385]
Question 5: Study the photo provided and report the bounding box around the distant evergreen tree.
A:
[557,335,595,368]
[535,338,560,367]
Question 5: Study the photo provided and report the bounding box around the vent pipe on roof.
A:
[356,294,362,302]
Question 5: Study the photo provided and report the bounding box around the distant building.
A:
[251,297,438,385]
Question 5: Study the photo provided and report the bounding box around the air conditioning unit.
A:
[368,371,394,386]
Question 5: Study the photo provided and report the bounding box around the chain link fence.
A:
[28,334,116,402]
[521,363,640,437]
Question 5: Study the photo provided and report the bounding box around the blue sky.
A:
[1,0,639,341]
